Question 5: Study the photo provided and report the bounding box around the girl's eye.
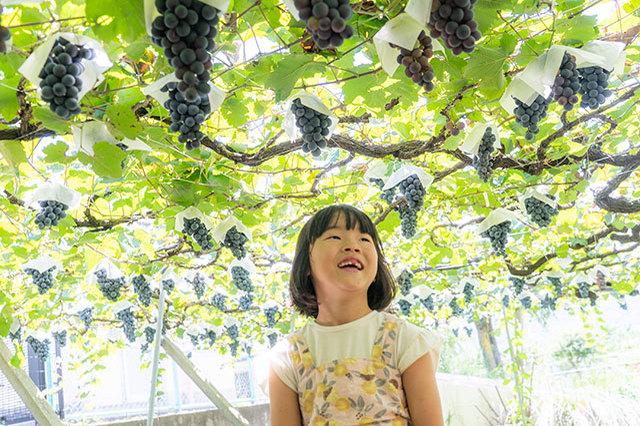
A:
[361,238,371,242]
[329,236,340,240]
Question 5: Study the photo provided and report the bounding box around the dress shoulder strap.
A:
[370,312,402,365]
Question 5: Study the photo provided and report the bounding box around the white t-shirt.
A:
[270,310,443,392]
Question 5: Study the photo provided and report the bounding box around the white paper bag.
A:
[476,208,519,235]
[212,216,252,244]
[460,123,500,156]
[72,121,151,156]
[176,206,214,234]
[24,182,81,210]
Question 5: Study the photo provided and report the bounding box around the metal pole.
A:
[147,285,166,426]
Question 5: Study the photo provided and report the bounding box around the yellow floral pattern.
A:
[288,313,411,425]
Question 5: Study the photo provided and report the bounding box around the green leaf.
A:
[85,0,146,44]
[556,15,598,44]
[43,141,71,164]
[77,142,125,178]
[32,106,71,134]
[265,55,314,101]
[0,80,19,121]
[342,73,380,105]
[0,141,27,167]
[221,97,250,128]
[463,47,507,90]
[105,104,144,139]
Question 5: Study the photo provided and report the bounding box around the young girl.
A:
[268,204,444,425]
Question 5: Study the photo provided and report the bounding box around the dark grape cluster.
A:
[370,178,396,205]
[398,174,426,210]
[396,203,418,239]
[263,306,279,328]
[579,66,611,110]
[481,221,511,257]
[222,226,248,259]
[552,53,581,112]
[421,294,434,312]
[95,269,125,302]
[34,200,68,229]
[226,323,239,340]
[510,277,525,295]
[293,0,354,50]
[291,98,331,156]
[229,340,239,357]
[161,81,211,149]
[211,292,227,311]
[162,278,175,294]
[397,299,412,316]
[519,294,531,309]
[151,0,219,105]
[26,336,50,362]
[428,0,481,55]
[78,307,93,329]
[132,275,152,307]
[238,292,253,310]
[446,120,466,136]
[53,330,67,347]
[502,294,510,308]
[188,332,200,346]
[0,22,11,54]
[183,216,214,250]
[462,282,474,304]
[268,332,278,348]
[202,329,216,346]
[449,298,463,316]
[9,327,22,342]
[524,195,559,227]
[577,281,589,299]
[540,293,556,311]
[549,277,562,296]
[141,326,156,352]
[191,274,206,299]
[231,266,253,292]
[393,31,435,92]
[24,266,56,294]
[471,127,496,183]
[513,95,552,141]
[398,270,413,296]
[38,37,94,119]
[116,307,136,342]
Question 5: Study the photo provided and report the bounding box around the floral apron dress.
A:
[288,313,412,425]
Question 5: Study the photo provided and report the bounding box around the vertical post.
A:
[147,285,166,426]
[172,359,181,410]
[247,355,255,404]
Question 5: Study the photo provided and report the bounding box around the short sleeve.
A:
[261,337,298,396]
[396,321,444,374]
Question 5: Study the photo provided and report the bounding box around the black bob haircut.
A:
[289,204,397,318]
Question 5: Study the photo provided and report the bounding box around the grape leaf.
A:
[463,47,507,90]
[265,55,314,102]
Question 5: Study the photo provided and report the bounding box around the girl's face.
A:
[308,212,378,304]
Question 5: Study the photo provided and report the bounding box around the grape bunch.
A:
[428,0,481,55]
[238,292,253,310]
[162,278,175,294]
[519,294,531,309]
[116,307,136,342]
[188,332,200,346]
[132,275,152,307]
[397,299,412,316]
[540,294,556,311]
[26,336,50,362]
[578,66,611,110]
[34,200,68,229]
[38,37,94,119]
[471,127,496,183]
[191,274,206,299]
[222,226,249,259]
[513,95,552,141]
[161,81,211,149]
[268,332,278,348]
[78,307,93,329]
[398,270,413,296]
[510,277,525,295]
[393,31,435,92]
[501,294,510,308]
[446,120,466,136]
[95,269,125,302]
[552,52,581,112]
[462,282,474,304]
[480,220,511,257]
[524,195,558,227]
[577,281,589,299]
[420,294,434,312]
[229,341,239,357]
[291,98,331,157]
[370,178,396,205]
[226,324,239,340]
[24,266,56,294]
[53,330,67,347]
[293,0,354,50]
[9,327,22,342]
[202,329,216,346]
[183,217,214,250]
[211,292,227,311]
[141,326,156,352]
[0,22,10,54]
[231,266,253,292]
[549,277,562,296]
[263,306,279,328]
[396,203,418,239]
[449,298,463,316]
[398,175,426,210]
[151,0,220,102]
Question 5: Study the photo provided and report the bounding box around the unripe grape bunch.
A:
[95,268,125,302]
[231,266,254,292]
[552,52,580,112]
[578,66,611,110]
[38,37,94,119]
[428,0,481,55]
[182,216,214,250]
[161,81,212,150]
[392,31,435,92]
[151,0,220,102]
[222,226,249,259]
[524,195,558,227]
[471,127,496,183]
[480,220,511,257]
[24,266,56,294]
[291,98,331,157]
[293,0,354,50]
[513,95,552,141]
[34,200,68,229]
